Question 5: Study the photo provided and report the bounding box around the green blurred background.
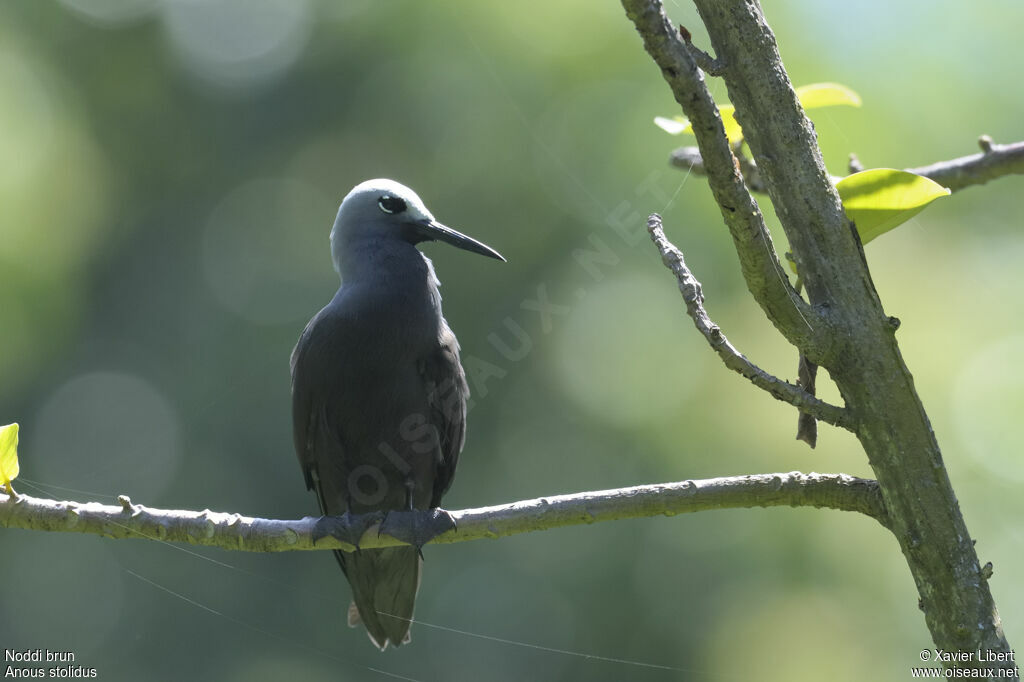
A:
[1,1,1022,680]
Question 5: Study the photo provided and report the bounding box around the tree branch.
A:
[647,213,853,431]
[671,138,1024,195]
[671,144,767,192]
[620,0,824,356]
[906,137,1024,193]
[637,0,1013,671]
[0,473,887,552]
[679,27,724,76]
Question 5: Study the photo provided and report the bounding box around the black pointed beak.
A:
[417,219,506,262]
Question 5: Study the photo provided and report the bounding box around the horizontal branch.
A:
[648,213,854,431]
[672,137,1024,194]
[906,137,1024,193]
[671,145,767,192]
[0,472,887,553]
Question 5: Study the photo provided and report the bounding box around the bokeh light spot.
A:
[32,372,182,500]
[952,332,1024,482]
[203,177,337,325]
[553,272,702,430]
[161,0,312,88]
[58,0,159,27]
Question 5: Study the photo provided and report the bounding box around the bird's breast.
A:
[338,283,441,348]
[311,283,445,403]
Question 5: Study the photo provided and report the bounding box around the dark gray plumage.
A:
[290,179,503,649]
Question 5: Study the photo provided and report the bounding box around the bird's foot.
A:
[379,508,456,556]
[312,510,385,549]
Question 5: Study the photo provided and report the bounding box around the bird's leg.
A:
[315,510,386,550]
[379,480,456,555]
[312,494,385,550]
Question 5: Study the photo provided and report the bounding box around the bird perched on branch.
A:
[290,179,504,649]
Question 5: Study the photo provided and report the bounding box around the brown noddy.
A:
[291,178,504,649]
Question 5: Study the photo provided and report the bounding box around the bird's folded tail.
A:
[340,546,422,650]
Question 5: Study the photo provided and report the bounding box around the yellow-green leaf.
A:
[653,116,690,135]
[716,105,743,145]
[836,169,951,244]
[655,82,861,144]
[654,106,743,144]
[785,252,799,276]
[793,82,862,109]
[0,423,19,487]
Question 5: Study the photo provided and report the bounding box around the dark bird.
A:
[290,179,504,649]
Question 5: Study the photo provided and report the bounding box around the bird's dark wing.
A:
[292,307,344,516]
[421,323,468,508]
[290,308,347,520]
[290,318,318,492]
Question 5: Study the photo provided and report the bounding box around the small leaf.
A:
[0,423,19,488]
[655,107,744,143]
[653,116,690,135]
[716,106,744,145]
[794,82,862,109]
[655,82,860,144]
[784,251,799,276]
[836,169,951,244]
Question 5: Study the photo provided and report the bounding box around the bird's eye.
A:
[377,194,407,215]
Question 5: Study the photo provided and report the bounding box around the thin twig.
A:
[906,138,1024,193]
[671,145,767,192]
[671,138,1024,195]
[647,213,853,431]
[795,355,819,447]
[679,25,725,76]
[848,153,864,174]
[0,472,888,553]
